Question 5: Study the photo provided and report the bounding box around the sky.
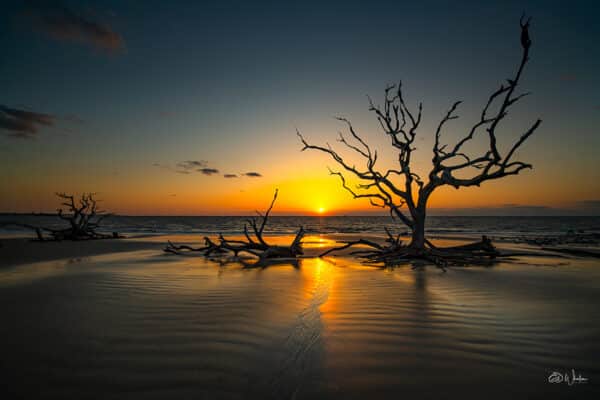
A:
[1,0,599,216]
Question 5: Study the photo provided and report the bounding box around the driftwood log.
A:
[165,189,305,261]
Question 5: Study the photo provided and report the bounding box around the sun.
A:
[317,207,326,214]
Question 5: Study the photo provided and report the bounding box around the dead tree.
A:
[165,189,306,261]
[52,193,116,240]
[298,17,541,264]
[13,193,118,241]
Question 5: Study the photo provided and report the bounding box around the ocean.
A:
[1,215,599,239]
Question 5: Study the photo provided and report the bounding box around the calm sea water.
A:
[1,215,600,238]
[1,249,599,398]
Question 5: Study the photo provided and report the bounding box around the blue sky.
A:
[1,0,599,215]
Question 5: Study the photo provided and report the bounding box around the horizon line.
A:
[1,212,599,218]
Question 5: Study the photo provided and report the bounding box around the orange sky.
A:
[2,138,598,215]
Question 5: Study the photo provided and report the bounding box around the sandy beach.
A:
[1,234,599,399]
[0,237,161,269]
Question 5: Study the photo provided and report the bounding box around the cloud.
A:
[153,160,221,176]
[154,161,260,179]
[175,160,207,174]
[23,0,125,53]
[199,168,219,176]
[0,105,56,138]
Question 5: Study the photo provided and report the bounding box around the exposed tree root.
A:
[320,235,503,270]
[163,237,226,256]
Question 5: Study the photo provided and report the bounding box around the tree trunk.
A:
[409,203,427,249]
[410,216,425,249]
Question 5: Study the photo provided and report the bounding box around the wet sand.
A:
[0,234,599,399]
[0,237,161,269]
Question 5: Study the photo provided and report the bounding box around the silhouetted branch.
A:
[319,239,383,258]
[428,16,540,190]
[248,188,278,246]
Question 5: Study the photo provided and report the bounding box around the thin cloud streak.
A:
[23,0,125,53]
[175,160,207,174]
[199,168,219,176]
[0,105,56,139]
[153,160,219,175]
[153,162,261,178]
